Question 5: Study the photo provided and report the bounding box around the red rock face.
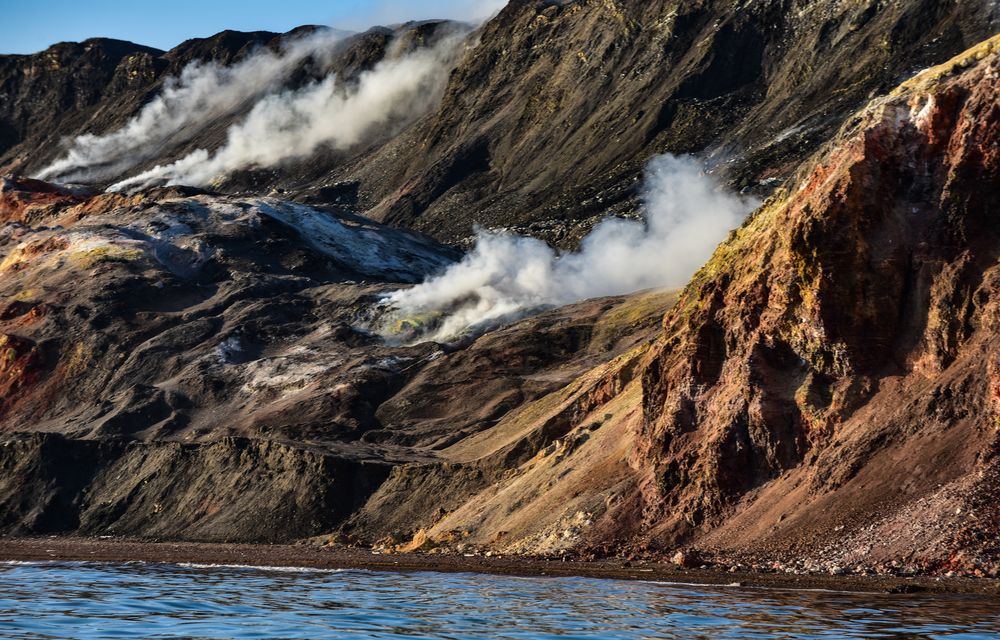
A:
[624,38,1000,566]
[0,177,90,224]
[0,333,44,418]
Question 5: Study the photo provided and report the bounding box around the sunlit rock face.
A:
[615,37,1000,573]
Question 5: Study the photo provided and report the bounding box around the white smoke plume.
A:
[382,154,759,342]
[109,32,465,192]
[37,29,346,184]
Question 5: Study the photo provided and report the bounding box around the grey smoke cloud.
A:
[108,32,465,192]
[37,29,345,184]
[382,154,758,342]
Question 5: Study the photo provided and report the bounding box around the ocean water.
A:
[0,561,998,639]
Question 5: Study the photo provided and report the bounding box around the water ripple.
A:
[0,562,997,639]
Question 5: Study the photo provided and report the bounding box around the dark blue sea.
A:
[1,561,998,639]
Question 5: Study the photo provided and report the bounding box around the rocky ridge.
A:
[0,22,465,192]
[1,1,996,246]
[0,2,997,581]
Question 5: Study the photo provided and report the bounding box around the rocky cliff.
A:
[627,35,1000,574]
[0,2,998,579]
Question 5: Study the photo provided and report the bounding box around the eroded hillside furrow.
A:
[616,36,1000,572]
[0,433,393,542]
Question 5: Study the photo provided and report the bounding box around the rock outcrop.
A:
[0,3,998,580]
[618,35,1000,573]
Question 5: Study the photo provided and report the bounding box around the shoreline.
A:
[2,537,999,596]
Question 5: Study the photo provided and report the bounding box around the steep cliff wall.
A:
[620,36,1000,573]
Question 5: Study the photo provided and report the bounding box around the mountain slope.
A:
[0,22,463,187]
[0,4,998,580]
[346,0,996,244]
[336,36,1000,578]
[3,1,995,247]
[0,175,671,541]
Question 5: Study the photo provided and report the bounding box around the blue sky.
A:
[0,0,507,55]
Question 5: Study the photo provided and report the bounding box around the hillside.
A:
[0,2,998,580]
[335,36,1000,577]
[350,0,997,245]
[1,1,995,246]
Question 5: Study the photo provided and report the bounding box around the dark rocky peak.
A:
[163,29,283,67]
[344,0,996,245]
[2,37,163,61]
